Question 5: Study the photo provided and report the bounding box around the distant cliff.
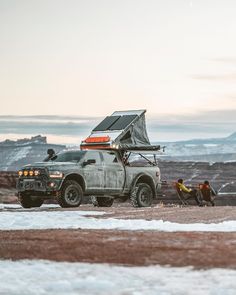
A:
[0,135,47,146]
[0,135,65,171]
[157,132,236,162]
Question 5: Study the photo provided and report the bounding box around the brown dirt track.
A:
[0,229,235,269]
[0,205,236,269]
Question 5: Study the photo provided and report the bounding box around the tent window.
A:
[120,131,132,144]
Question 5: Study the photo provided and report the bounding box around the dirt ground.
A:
[0,204,236,269]
[0,229,235,269]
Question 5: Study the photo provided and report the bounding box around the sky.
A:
[0,0,236,142]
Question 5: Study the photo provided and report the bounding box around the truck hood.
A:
[22,162,78,170]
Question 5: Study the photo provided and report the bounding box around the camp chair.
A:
[199,184,215,206]
[173,182,191,206]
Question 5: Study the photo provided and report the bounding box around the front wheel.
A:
[31,199,44,207]
[57,180,83,208]
[19,194,32,208]
[18,195,44,208]
[130,183,153,207]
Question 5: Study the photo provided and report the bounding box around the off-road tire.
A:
[19,194,32,208]
[31,199,44,207]
[19,194,44,208]
[57,180,83,208]
[131,183,153,207]
[92,196,114,207]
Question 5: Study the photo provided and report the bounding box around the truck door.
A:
[101,151,125,193]
[82,151,104,192]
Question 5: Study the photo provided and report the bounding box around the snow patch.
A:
[10,146,32,162]
[184,144,197,147]
[0,204,60,210]
[0,210,235,231]
[203,144,219,147]
[0,260,235,295]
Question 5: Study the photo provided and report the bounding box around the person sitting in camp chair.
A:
[199,180,217,206]
[175,179,203,206]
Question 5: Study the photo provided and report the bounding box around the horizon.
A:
[0,113,235,145]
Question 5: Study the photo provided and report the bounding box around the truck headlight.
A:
[18,171,23,177]
[34,170,40,176]
[49,171,64,178]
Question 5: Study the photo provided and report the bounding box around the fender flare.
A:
[130,173,157,198]
[58,173,86,192]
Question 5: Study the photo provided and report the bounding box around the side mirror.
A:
[83,159,96,167]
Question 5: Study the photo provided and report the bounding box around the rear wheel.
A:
[92,196,114,207]
[131,183,153,207]
[57,180,83,208]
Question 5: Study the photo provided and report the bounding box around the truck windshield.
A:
[52,151,86,162]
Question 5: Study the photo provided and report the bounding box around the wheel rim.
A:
[139,187,152,206]
[64,185,81,205]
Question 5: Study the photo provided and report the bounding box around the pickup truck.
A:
[17,149,161,208]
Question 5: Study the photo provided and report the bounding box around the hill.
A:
[0,135,65,171]
[158,132,236,162]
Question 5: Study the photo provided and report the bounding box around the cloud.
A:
[209,57,236,64]
[0,116,97,136]
[0,115,100,122]
[192,57,236,82]
[191,74,236,81]
[149,109,236,123]
[191,109,236,122]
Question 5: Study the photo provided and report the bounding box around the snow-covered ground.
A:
[0,208,236,231]
[0,260,235,295]
[0,204,60,210]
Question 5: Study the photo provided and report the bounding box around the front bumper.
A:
[17,178,62,193]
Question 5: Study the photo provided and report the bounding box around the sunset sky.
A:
[0,0,236,141]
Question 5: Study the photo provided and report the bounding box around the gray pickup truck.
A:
[17,149,161,208]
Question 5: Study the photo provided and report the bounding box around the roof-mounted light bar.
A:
[84,136,110,144]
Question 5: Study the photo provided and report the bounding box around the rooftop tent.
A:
[81,110,160,151]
